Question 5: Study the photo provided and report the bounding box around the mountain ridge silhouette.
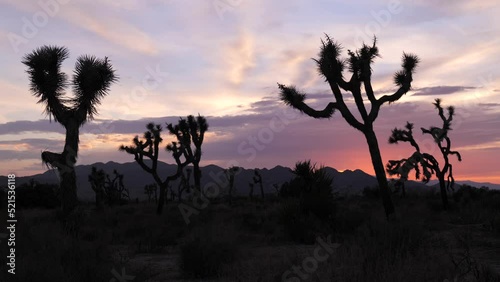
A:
[1,161,498,200]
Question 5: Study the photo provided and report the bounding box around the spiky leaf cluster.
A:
[72,55,118,121]
[278,35,419,129]
[23,45,118,125]
[166,114,208,162]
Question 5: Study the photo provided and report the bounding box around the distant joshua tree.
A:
[105,169,129,205]
[387,99,462,209]
[88,167,129,207]
[253,169,265,199]
[248,183,254,200]
[23,46,118,216]
[144,183,158,203]
[120,115,208,214]
[224,166,239,205]
[278,35,419,217]
[88,166,106,209]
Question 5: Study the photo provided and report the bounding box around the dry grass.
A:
[1,188,500,282]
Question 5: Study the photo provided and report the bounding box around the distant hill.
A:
[1,162,497,201]
[427,180,500,191]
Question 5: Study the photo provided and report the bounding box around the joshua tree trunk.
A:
[95,189,104,210]
[228,182,233,206]
[60,167,78,214]
[364,129,395,217]
[193,163,201,192]
[43,118,80,215]
[157,183,168,214]
[438,175,449,210]
[249,183,254,200]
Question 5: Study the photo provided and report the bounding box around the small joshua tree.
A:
[88,166,106,209]
[386,99,462,209]
[248,183,254,200]
[105,169,129,205]
[253,169,265,200]
[23,46,118,215]
[88,167,129,207]
[278,35,419,217]
[144,183,158,203]
[224,166,239,205]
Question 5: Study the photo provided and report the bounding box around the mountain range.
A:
[1,161,498,201]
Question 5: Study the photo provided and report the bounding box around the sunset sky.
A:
[0,0,499,183]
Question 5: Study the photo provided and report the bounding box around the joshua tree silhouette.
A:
[167,115,208,193]
[278,35,419,217]
[23,46,118,216]
[88,167,129,207]
[120,122,188,214]
[253,169,265,199]
[387,99,462,209]
[120,115,208,214]
[105,169,129,205]
[88,166,106,209]
[224,166,239,205]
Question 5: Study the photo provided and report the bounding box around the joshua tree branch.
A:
[278,83,339,119]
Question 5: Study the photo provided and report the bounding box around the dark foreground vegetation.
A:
[1,183,500,282]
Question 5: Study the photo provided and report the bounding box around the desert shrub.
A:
[0,187,6,209]
[58,206,88,237]
[279,198,325,244]
[278,161,336,243]
[16,182,60,208]
[362,185,380,198]
[334,207,367,234]
[280,160,336,220]
[0,210,112,282]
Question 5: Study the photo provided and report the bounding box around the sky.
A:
[0,0,499,184]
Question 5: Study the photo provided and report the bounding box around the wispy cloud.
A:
[412,86,476,96]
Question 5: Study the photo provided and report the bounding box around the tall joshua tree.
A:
[387,99,462,209]
[23,46,118,215]
[278,35,419,217]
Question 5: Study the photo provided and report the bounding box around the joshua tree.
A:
[23,46,118,215]
[88,166,106,209]
[88,167,129,207]
[120,116,208,214]
[177,168,192,202]
[387,99,461,209]
[248,183,254,200]
[120,123,188,214]
[105,169,129,205]
[144,183,158,203]
[278,36,419,217]
[167,115,208,193]
[253,169,265,199]
[224,166,239,205]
